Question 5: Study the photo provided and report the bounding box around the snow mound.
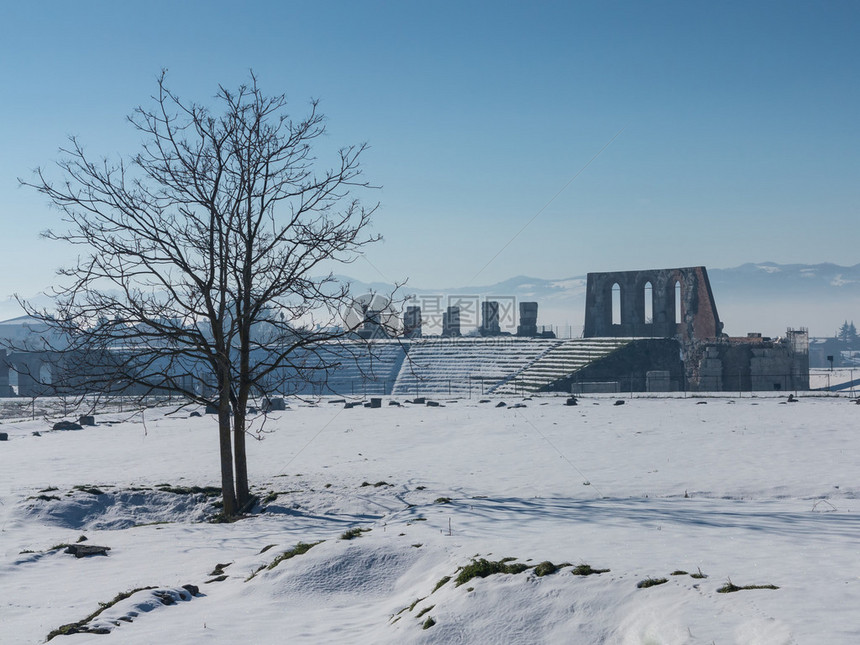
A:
[48,585,200,639]
[263,538,424,597]
[20,488,217,529]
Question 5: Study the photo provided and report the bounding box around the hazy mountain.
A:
[339,263,860,338]
[3,263,857,338]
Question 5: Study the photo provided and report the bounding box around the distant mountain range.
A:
[3,262,858,338]
[336,262,860,338]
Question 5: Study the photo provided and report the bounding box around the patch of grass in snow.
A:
[434,497,452,504]
[262,491,279,503]
[637,577,668,588]
[432,576,451,592]
[422,617,436,629]
[717,579,779,593]
[360,480,392,487]
[534,561,569,577]
[45,586,157,641]
[571,564,610,576]
[267,543,322,569]
[246,541,324,580]
[28,494,60,501]
[690,568,708,579]
[156,484,221,497]
[340,527,371,540]
[671,570,688,576]
[209,510,240,523]
[415,605,434,618]
[73,485,106,495]
[48,543,75,552]
[454,558,529,586]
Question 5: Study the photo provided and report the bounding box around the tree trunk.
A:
[218,370,237,517]
[233,404,249,508]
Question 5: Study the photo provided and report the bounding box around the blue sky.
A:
[1,1,858,300]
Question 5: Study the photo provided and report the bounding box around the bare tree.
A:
[19,71,382,517]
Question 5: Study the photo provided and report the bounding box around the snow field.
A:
[1,395,859,643]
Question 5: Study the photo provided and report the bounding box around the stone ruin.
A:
[583,266,723,342]
[583,266,808,392]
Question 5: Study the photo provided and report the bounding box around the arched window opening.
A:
[644,282,653,324]
[611,283,621,325]
[674,281,682,324]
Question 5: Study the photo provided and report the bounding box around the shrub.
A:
[455,558,529,586]
[716,580,778,593]
[637,577,668,588]
[534,561,558,577]
[339,527,370,540]
[571,564,610,576]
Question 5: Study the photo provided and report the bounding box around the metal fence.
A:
[289,371,842,398]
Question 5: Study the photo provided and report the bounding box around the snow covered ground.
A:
[2,393,859,644]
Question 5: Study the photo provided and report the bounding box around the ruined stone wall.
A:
[583,266,723,342]
[685,329,810,392]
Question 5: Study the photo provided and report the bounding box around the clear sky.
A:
[1,1,858,300]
